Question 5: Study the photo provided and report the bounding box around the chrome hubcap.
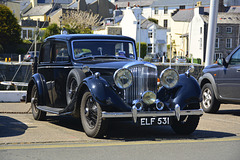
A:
[202,88,212,108]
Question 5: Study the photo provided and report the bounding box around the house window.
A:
[154,7,158,15]
[200,27,202,34]
[214,53,223,61]
[164,6,168,14]
[109,9,113,14]
[22,29,33,40]
[148,44,152,53]
[148,32,153,38]
[226,38,232,48]
[216,27,219,33]
[179,5,185,9]
[164,19,168,28]
[226,27,232,33]
[199,38,202,49]
[22,30,27,39]
[28,30,33,39]
[215,38,219,48]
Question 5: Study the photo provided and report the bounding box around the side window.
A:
[53,42,69,62]
[40,41,51,63]
[229,49,240,65]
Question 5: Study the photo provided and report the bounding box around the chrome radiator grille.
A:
[124,64,157,104]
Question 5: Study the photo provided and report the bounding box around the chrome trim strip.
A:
[102,109,203,119]
[123,61,157,70]
[37,66,80,69]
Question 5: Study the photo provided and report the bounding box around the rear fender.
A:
[77,75,131,112]
[26,73,49,106]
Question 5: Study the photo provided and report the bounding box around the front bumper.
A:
[102,104,203,123]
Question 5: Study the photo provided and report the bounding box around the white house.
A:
[189,6,206,62]
[120,6,167,55]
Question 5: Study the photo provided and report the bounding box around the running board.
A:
[36,106,72,115]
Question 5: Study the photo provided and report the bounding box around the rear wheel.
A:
[201,83,220,113]
[31,85,46,120]
[80,91,108,138]
[66,69,85,105]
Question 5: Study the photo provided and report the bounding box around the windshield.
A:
[72,40,136,60]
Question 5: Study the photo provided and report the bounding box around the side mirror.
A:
[217,58,227,66]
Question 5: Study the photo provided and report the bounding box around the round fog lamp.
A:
[142,91,156,105]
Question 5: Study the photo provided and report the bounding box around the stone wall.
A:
[154,63,204,80]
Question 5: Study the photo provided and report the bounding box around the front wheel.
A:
[201,83,220,113]
[80,91,108,138]
[31,85,46,120]
[171,115,200,135]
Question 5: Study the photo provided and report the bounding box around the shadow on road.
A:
[216,109,240,116]
[0,116,28,138]
[45,116,236,141]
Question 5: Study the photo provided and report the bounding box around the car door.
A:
[38,40,54,107]
[51,40,71,108]
[216,48,240,101]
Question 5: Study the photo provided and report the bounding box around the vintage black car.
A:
[199,45,240,113]
[26,34,203,138]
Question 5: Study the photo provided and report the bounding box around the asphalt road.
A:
[0,103,240,160]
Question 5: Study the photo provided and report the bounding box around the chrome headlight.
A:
[114,68,133,89]
[160,68,179,89]
[142,91,156,105]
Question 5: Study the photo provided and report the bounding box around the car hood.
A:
[75,59,156,86]
[204,64,219,69]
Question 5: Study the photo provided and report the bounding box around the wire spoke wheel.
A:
[31,85,46,120]
[84,97,98,129]
[68,78,78,99]
[80,91,108,138]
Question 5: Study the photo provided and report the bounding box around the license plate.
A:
[139,117,170,126]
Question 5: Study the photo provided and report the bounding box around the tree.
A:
[62,10,102,34]
[0,4,21,53]
[43,23,61,39]
[136,42,147,58]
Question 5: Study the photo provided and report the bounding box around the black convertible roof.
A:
[45,34,135,42]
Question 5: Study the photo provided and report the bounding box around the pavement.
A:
[0,102,240,145]
[0,102,31,114]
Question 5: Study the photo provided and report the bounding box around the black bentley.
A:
[26,34,203,138]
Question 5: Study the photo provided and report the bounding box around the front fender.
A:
[26,73,49,106]
[158,74,201,109]
[79,76,131,112]
[198,73,219,99]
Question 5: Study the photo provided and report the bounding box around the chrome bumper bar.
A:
[102,104,203,123]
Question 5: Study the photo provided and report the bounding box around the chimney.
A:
[132,5,141,18]
[114,5,122,18]
[78,0,87,11]
[218,0,225,12]
[195,1,204,15]
[30,0,37,8]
